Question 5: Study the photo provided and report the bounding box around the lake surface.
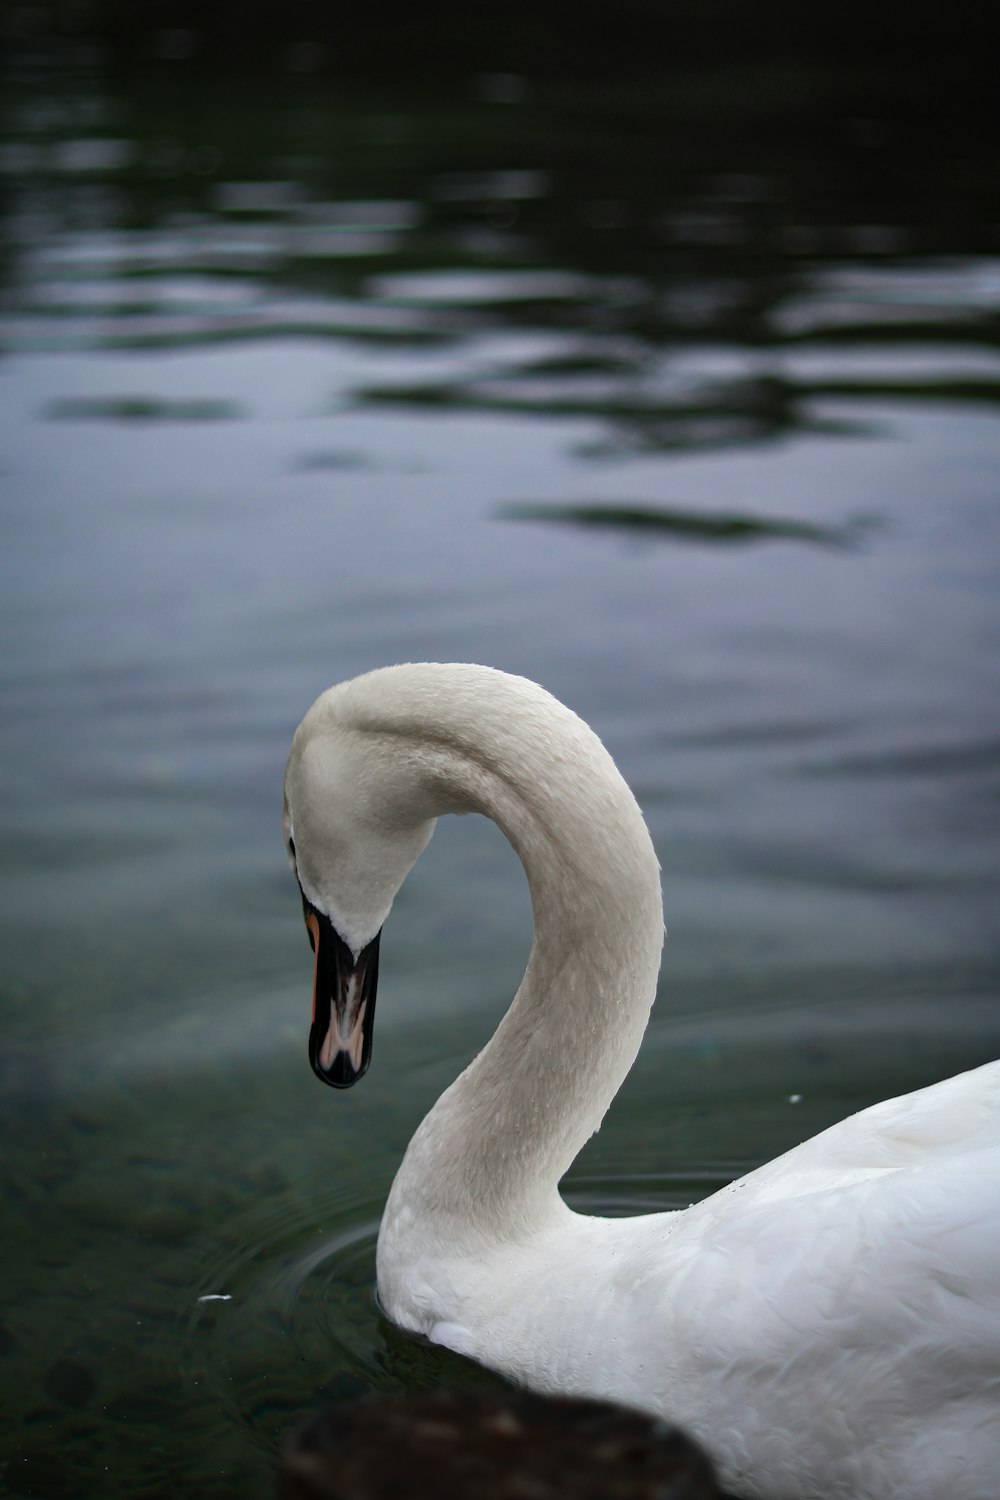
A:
[1,11,998,1497]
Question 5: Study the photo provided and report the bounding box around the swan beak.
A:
[302,899,381,1089]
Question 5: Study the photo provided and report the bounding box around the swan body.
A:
[283,663,1000,1500]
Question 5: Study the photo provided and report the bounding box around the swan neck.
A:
[369,666,664,1239]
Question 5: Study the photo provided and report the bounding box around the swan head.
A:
[283,702,436,1088]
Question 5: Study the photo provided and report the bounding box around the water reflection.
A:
[499,500,862,548]
[3,22,997,461]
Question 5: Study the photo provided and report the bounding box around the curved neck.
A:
[361,666,664,1241]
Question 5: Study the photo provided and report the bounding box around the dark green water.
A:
[1,8,998,1496]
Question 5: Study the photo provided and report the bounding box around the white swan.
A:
[282,663,1000,1500]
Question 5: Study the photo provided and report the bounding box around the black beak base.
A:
[303,895,381,1089]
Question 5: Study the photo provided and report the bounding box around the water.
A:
[1,12,998,1496]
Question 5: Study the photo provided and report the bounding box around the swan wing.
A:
[703,1059,1000,1212]
[611,1068,1000,1499]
